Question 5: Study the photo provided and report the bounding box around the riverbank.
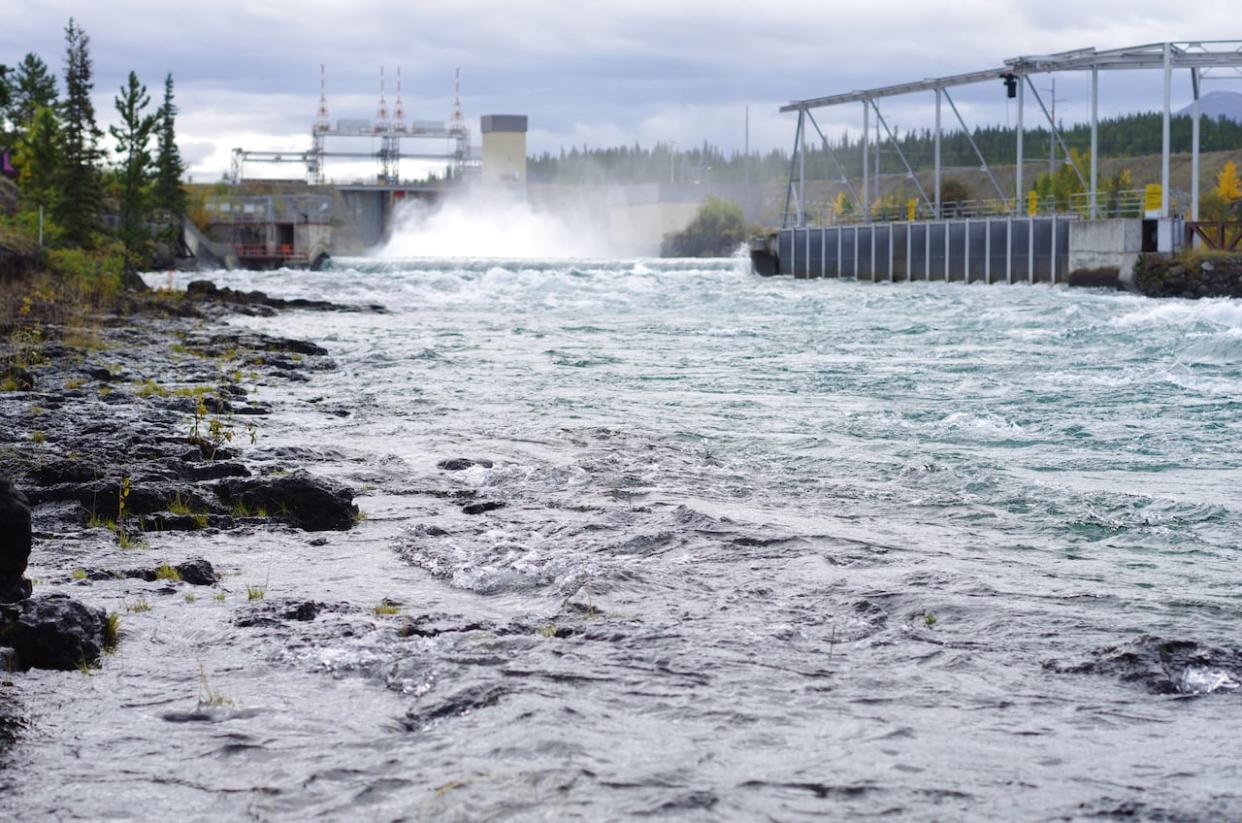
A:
[1135,251,1242,298]
[0,279,369,681]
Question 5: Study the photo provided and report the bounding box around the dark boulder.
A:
[0,594,107,670]
[176,558,218,586]
[216,470,357,531]
[462,500,506,515]
[437,458,495,471]
[0,478,32,603]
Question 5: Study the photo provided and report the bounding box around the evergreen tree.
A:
[15,106,62,216]
[56,18,104,247]
[111,70,157,284]
[8,53,59,139]
[152,73,187,244]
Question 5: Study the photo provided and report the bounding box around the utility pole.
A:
[1041,78,1068,175]
[744,105,750,187]
[875,119,881,207]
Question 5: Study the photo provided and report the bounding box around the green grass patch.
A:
[103,612,121,653]
[154,562,182,582]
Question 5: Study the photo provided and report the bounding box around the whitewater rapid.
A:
[8,258,1242,820]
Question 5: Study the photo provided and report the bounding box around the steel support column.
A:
[1161,42,1172,217]
[1016,75,1025,214]
[799,107,807,227]
[1192,67,1201,222]
[1090,65,1099,219]
[934,88,942,218]
[862,101,870,219]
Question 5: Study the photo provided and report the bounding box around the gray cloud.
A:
[5,0,1238,179]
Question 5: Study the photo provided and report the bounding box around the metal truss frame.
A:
[781,41,1242,226]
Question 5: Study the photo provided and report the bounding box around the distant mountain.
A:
[1177,90,1242,122]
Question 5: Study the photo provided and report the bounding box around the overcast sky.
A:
[5,1,1241,181]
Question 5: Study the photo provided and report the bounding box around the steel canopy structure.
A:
[780,41,1242,227]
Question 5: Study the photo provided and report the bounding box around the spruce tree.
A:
[111,71,157,284]
[10,54,59,139]
[15,106,62,217]
[56,18,104,248]
[152,73,187,245]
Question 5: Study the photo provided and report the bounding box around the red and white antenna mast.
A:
[393,66,406,129]
[450,67,466,135]
[315,64,330,132]
[376,66,389,129]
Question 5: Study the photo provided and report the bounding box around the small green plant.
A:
[30,405,46,416]
[373,600,399,616]
[103,612,121,652]
[184,593,197,603]
[231,500,252,518]
[197,664,234,707]
[87,514,117,531]
[117,530,145,550]
[65,376,86,390]
[71,568,88,581]
[136,378,168,398]
[154,563,183,582]
[924,612,938,627]
[246,585,265,601]
[75,656,95,675]
[30,431,46,444]
[536,624,558,638]
[214,592,226,602]
[98,385,113,397]
[166,490,210,528]
[126,597,151,613]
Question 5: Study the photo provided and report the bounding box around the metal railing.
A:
[788,189,1177,227]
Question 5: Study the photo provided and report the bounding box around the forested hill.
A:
[528,111,1242,185]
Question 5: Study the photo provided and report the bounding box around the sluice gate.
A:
[778,216,1075,283]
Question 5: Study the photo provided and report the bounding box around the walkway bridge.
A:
[772,41,1242,281]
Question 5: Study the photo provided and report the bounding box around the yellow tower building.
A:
[480,115,528,185]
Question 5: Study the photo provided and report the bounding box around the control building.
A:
[480,115,528,185]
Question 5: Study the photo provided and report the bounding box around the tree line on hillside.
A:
[0,18,186,287]
[528,111,1242,187]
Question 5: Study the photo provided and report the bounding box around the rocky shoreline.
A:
[1134,252,1242,298]
[0,281,368,674]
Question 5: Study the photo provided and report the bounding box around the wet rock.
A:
[216,470,358,531]
[0,477,33,603]
[284,601,324,621]
[1047,636,1242,695]
[178,461,250,482]
[176,558,218,586]
[402,683,507,729]
[0,594,106,671]
[23,459,101,486]
[462,501,505,515]
[437,458,495,471]
[186,279,382,316]
[234,599,329,627]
